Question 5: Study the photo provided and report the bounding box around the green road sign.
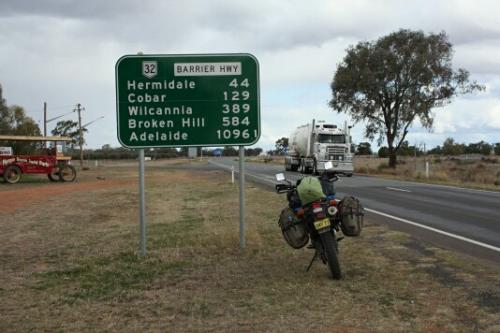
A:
[115,53,260,148]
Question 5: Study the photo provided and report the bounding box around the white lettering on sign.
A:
[174,62,242,76]
[128,105,193,116]
[129,131,188,142]
[128,93,167,103]
[126,79,196,90]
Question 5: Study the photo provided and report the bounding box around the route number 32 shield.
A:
[142,61,158,78]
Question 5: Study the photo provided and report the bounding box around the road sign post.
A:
[116,53,260,252]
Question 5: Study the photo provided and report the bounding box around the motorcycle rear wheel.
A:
[320,232,342,280]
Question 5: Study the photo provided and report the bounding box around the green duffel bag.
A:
[297,176,324,205]
[339,196,364,237]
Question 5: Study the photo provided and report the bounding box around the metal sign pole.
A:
[239,146,246,249]
[139,148,146,256]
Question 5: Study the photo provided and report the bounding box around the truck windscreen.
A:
[318,134,345,144]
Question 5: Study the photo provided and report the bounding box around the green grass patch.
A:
[33,251,189,301]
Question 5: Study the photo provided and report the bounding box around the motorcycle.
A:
[275,162,364,280]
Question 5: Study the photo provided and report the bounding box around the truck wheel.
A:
[3,165,22,184]
[59,165,77,182]
[47,171,60,182]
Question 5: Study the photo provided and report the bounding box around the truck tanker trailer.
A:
[284,119,354,176]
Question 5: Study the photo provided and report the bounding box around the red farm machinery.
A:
[0,135,77,184]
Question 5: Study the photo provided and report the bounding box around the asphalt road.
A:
[207,157,500,263]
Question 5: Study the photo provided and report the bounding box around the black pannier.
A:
[278,207,309,249]
[339,196,364,237]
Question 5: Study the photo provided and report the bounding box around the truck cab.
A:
[309,122,353,175]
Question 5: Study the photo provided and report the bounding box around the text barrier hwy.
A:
[115,53,260,148]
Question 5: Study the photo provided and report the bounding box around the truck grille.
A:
[327,147,345,154]
[327,147,346,161]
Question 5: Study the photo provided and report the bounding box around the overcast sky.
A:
[1,0,499,151]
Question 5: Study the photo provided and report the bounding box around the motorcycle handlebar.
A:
[275,173,338,193]
[275,184,294,193]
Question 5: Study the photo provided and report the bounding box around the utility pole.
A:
[75,103,84,168]
[43,102,47,148]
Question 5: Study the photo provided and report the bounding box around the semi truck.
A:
[284,119,354,176]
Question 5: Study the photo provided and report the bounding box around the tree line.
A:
[355,139,500,157]
[66,146,264,160]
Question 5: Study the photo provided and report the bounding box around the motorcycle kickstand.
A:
[306,250,318,272]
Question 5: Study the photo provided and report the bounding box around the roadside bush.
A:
[377,163,390,171]
[481,157,498,164]
[475,163,486,170]
[495,180,500,186]
[356,166,368,174]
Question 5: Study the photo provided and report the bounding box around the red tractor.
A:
[0,135,77,184]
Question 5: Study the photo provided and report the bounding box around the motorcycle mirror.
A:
[324,161,333,170]
[275,173,285,182]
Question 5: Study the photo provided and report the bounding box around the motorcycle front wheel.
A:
[320,232,342,279]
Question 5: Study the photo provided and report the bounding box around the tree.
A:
[396,141,422,156]
[495,143,500,156]
[246,147,263,156]
[378,146,389,158]
[356,142,372,155]
[51,120,87,149]
[442,138,464,156]
[274,137,289,155]
[0,85,41,153]
[0,84,10,134]
[465,141,492,155]
[223,146,238,156]
[428,145,442,155]
[329,29,483,168]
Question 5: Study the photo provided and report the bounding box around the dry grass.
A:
[354,155,500,190]
[1,160,499,332]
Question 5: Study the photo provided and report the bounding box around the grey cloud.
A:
[0,0,150,19]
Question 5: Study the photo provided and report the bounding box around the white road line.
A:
[366,208,500,253]
[385,187,411,193]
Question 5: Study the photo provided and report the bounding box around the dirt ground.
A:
[1,159,499,333]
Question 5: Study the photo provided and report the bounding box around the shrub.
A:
[377,163,390,171]
[481,157,498,164]
[356,166,368,174]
